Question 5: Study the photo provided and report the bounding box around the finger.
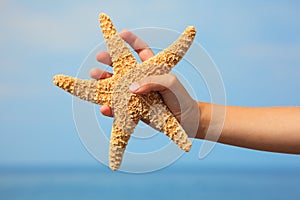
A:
[90,68,113,80]
[96,50,113,66]
[120,30,154,61]
[129,74,177,94]
[100,105,114,117]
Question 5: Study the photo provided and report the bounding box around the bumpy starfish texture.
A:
[53,13,196,170]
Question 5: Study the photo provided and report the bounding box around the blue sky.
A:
[0,0,300,169]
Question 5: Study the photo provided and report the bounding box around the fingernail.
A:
[129,82,140,92]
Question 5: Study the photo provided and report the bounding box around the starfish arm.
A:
[99,13,137,76]
[109,120,135,170]
[53,75,112,106]
[142,26,196,74]
[140,93,192,152]
[109,89,142,170]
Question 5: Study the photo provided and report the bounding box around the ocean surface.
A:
[0,164,299,200]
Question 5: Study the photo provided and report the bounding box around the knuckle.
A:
[140,76,153,86]
[166,74,178,87]
[146,76,154,84]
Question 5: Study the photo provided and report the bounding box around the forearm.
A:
[197,102,300,154]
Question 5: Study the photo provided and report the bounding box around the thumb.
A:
[129,74,176,94]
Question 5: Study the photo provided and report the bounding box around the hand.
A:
[90,30,154,116]
[90,30,200,138]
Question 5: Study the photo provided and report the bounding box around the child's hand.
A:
[90,30,199,137]
[90,29,154,117]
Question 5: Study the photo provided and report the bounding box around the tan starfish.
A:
[53,13,196,170]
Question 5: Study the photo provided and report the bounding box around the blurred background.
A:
[0,0,300,199]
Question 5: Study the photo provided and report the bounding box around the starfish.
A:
[53,13,196,170]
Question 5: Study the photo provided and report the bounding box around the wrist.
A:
[197,102,212,139]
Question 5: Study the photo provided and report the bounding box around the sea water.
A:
[0,164,299,200]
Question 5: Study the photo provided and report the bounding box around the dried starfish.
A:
[53,13,196,170]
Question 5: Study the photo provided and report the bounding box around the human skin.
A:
[90,30,300,155]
